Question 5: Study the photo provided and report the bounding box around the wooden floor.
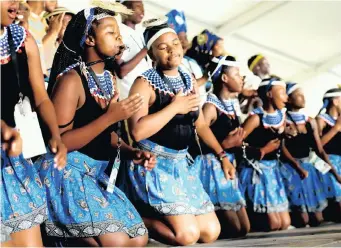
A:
[148,223,341,247]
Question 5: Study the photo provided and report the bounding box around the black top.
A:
[73,68,119,161]
[189,105,262,161]
[1,46,33,128]
[323,124,341,156]
[201,109,239,155]
[246,113,283,160]
[285,122,316,159]
[148,90,199,150]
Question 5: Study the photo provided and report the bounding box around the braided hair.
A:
[48,7,126,95]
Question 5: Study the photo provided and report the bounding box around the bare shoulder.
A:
[131,76,153,90]
[51,69,82,97]
[203,102,217,112]
[243,114,260,127]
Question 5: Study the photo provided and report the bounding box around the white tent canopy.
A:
[59,0,341,116]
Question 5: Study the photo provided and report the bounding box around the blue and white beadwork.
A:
[262,109,286,129]
[0,24,27,64]
[140,68,193,96]
[250,107,264,116]
[286,111,308,125]
[58,62,115,100]
[318,113,336,127]
[206,93,236,117]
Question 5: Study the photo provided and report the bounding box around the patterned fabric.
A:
[196,29,221,54]
[262,109,286,129]
[58,63,115,100]
[318,113,336,127]
[250,107,264,116]
[1,149,47,242]
[206,93,236,117]
[128,139,214,216]
[38,151,147,238]
[239,159,289,213]
[193,153,246,211]
[0,24,27,65]
[1,219,11,242]
[141,68,193,96]
[319,154,341,202]
[286,111,308,125]
[280,159,327,213]
[166,9,187,34]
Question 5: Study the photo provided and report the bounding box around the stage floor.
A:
[148,223,341,247]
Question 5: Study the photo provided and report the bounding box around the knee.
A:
[301,214,310,227]
[267,217,281,232]
[310,213,324,227]
[239,223,250,237]
[175,226,200,246]
[199,221,220,243]
[280,215,291,230]
[130,234,149,247]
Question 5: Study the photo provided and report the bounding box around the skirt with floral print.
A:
[128,139,214,216]
[239,159,289,213]
[193,152,246,211]
[38,151,147,238]
[1,149,47,242]
[319,154,341,202]
[280,159,327,213]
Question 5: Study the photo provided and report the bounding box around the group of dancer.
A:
[1,0,341,247]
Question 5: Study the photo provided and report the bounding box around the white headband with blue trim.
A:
[324,92,341,98]
[287,84,301,95]
[208,56,240,81]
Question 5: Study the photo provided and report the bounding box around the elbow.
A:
[130,128,145,143]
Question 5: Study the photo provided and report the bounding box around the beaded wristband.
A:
[218,153,228,161]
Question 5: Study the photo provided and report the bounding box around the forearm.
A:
[117,49,148,79]
[321,128,339,146]
[42,31,58,46]
[314,147,338,176]
[36,99,61,139]
[110,131,136,159]
[197,125,223,155]
[61,114,111,152]
[282,144,302,172]
[130,104,178,142]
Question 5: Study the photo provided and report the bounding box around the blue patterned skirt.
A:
[280,158,327,213]
[128,139,214,216]
[239,159,289,213]
[1,149,47,242]
[38,151,147,238]
[194,153,246,211]
[320,154,341,202]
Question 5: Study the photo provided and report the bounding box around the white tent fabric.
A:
[59,0,341,116]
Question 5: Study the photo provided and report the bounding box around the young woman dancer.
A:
[317,88,341,222]
[40,5,156,247]
[239,78,291,232]
[192,55,250,238]
[281,83,337,227]
[127,19,236,246]
[1,1,66,246]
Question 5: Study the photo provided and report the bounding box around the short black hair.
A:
[122,1,134,9]
[247,55,259,69]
